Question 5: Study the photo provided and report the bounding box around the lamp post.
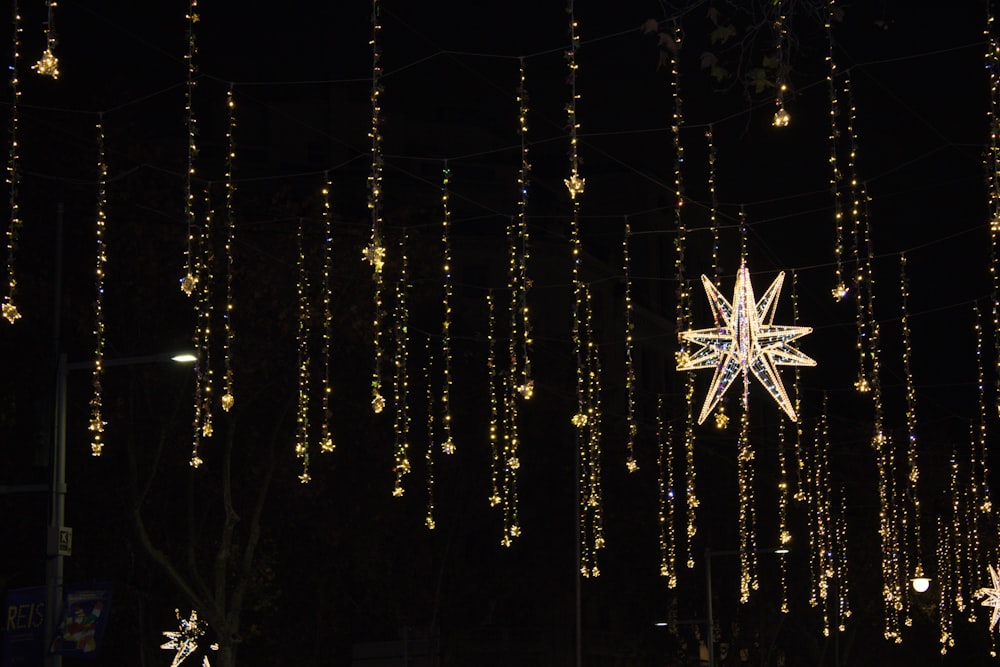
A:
[45,351,194,667]
[704,546,788,667]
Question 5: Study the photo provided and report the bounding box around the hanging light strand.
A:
[845,77,870,395]
[440,163,455,454]
[835,491,852,632]
[899,253,925,593]
[295,217,311,483]
[706,125,721,281]
[503,242,522,545]
[937,512,955,653]
[89,116,108,456]
[221,85,237,413]
[657,397,677,587]
[988,3,1000,419]
[366,0,387,415]
[189,188,214,468]
[32,0,59,78]
[319,174,335,453]
[737,386,758,604]
[425,336,436,529]
[180,0,199,298]
[825,0,847,300]
[514,57,533,400]
[777,418,789,612]
[772,1,790,127]
[486,292,501,508]
[3,1,23,324]
[391,231,411,497]
[580,284,605,576]
[623,217,638,471]
[975,304,994,516]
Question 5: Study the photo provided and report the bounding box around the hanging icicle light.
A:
[3,1,23,324]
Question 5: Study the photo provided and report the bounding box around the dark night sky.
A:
[2,1,1000,666]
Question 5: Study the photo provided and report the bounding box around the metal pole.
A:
[705,548,714,667]
[45,353,67,667]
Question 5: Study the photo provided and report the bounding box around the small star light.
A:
[677,263,816,424]
[362,242,386,272]
[180,272,198,296]
[831,283,849,301]
[975,564,1000,632]
[773,106,791,127]
[371,391,385,414]
[161,609,218,667]
[564,173,585,199]
[2,298,21,323]
[32,49,59,78]
[571,412,588,427]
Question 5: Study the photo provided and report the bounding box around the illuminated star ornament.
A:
[161,609,218,667]
[975,564,1000,632]
[677,262,815,424]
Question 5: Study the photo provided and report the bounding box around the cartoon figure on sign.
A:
[51,600,103,653]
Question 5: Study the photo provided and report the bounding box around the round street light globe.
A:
[911,576,931,593]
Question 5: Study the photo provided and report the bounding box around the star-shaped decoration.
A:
[2,298,21,323]
[564,173,585,199]
[362,242,386,272]
[975,564,1000,632]
[32,49,60,79]
[676,262,815,424]
[161,609,218,667]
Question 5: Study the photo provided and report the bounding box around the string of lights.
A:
[424,336,436,530]
[3,1,22,324]
[776,418,789,612]
[89,116,107,456]
[486,292,501,509]
[318,174,334,454]
[514,57,533,401]
[623,217,638,472]
[366,0,388,416]
[439,163,455,455]
[295,216,311,483]
[657,397,677,587]
[937,511,955,653]
[736,388,757,604]
[392,231,411,496]
[180,0,200,298]
[772,1,790,127]
[826,0,847,301]
[221,86,237,414]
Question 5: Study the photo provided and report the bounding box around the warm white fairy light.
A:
[486,293,501,507]
[161,609,217,667]
[220,87,237,414]
[677,264,816,423]
[89,117,108,456]
[32,0,59,78]
[937,513,955,652]
[424,337,436,529]
[737,390,758,604]
[776,418,789,612]
[189,189,214,468]
[180,0,199,298]
[3,2,23,324]
[845,79,869,394]
[514,58,533,399]
[367,0,386,415]
[318,175,334,453]
[439,164,455,455]
[295,217,311,483]
[835,492,852,632]
[899,254,925,598]
[772,1,790,127]
[503,247,522,542]
[825,0,847,301]
[579,284,605,576]
[391,231,410,496]
[988,6,1000,421]
[974,304,994,516]
[657,398,677,587]
[816,397,833,634]
[950,444,967,615]
[623,217,638,472]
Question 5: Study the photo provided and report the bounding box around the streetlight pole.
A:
[45,351,194,667]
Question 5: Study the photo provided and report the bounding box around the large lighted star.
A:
[975,564,1000,632]
[676,263,815,424]
[161,609,217,667]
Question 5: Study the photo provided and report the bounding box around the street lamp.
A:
[704,546,789,667]
[45,351,194,667]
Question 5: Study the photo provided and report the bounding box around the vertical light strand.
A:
[846,75,869,394]
[985,2,1000,419]
[220,85,237,414]
[295,217,311,483]
[835,491,852,632]
[580,284,605,576]
[3,0,22,324]
[737,384,757,604]
[937,513,955,654]
[89,116,108,456]
[899,253,925,599]
[503,246,522,544]
[486,292,501,509]
[825,0,848,301]
[32,0,58,78]
[771,1,790,127]
[806,423,821,610]
[965,427,982,624]
[951,443,967,616]
[975,304,994,517]
[440,163,455,454]
[792,271,806,504]
[817,396,833,636]
[514,57,533,400]
[391,231,411,497]
[179,0,199,298]
[318,174,335,453]
[668,20,697,569]
[424,336,436,529]
[365,0,387,415]
[706,127,727,431]
[657,397,677,587]
[189,187,213,468]
[776,418,789,612]
[623,217,638,471]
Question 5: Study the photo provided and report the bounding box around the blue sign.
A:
[50,584,112,658]
[2,586,45,667]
